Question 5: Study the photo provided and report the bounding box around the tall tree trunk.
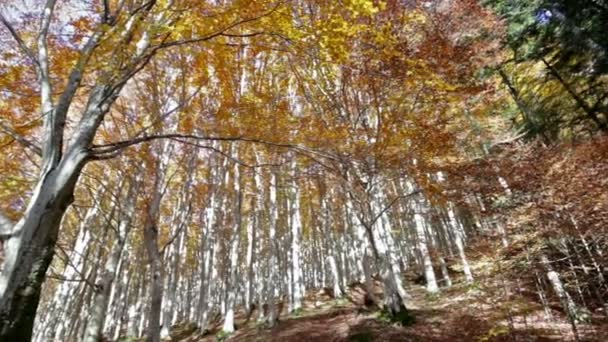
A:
[83,177,139,342]
[222,158,242,333]
[244,196,257,316]
[411,192,439,293]
[197,161,217,330]
[0,148,88,340]
[267,171,280,327]
[290,169,304,311]
[35,204,98,341]
[143,145,171,342]
[446,204,474,283]
[146,251,164,342]
[321,194,344,298]
[162,154,196,332]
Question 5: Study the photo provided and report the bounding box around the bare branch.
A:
[0,12,39,66]
[368,191,420,227]
[54,245,98,289]
[160,201,192,255]
[170,138,286,168]
[102,0,110,22]
[220,31,266,38]
[54,29,105,148]
[0,120,42,156]
[159,2,282,49]
[89,133,339,162]
[38,0,58,171]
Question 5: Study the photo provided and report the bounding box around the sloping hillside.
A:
[161,260,607,342]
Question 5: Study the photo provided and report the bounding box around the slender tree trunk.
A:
[143,146,171,342]
[541,58,607,131]
[446,204,474,283]
[540,253,581,341]
[321,194,344,298]
[290,171,304,311]
[267,171,280,327]
[145,246,164,342]
[162,155,196,332]
[244,197,257,316]
[197,163,217,330]
[83,177,139,342]
[110,258,131,340]
[439,256,452,287]
[412,194,439,293]
[35,204,98,341]
[222,159,242,333]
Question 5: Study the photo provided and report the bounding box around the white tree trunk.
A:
[35,205,97,342]
[372,188,408,300]
[222,159,242,333]
[197,166,217,330]
[541,254,580,321]
[321,194,344,298]
[0,147,89,340]
[446,204,474,283]
[290,175,304,311]
[83,177,139,342]
[439,256,452,287]
[244,198,256,315]
[267,171,280,326]
[406,180,439,293]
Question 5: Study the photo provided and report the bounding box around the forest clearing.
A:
[0,0,607,341]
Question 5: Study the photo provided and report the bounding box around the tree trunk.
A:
[35,204,97,341]
[540,253,581,341]
[446,204,474,283]
[439,256,452,287]
[222,159,242,333]
[267,171,280,327]
[143,144,171,342]
[290,172,304,311]
[244,196,256,316]
[146,256,164,342]
[0,149,87,340]
[413,195,439,293]
[83,178,139,342]
[321,193,344,298]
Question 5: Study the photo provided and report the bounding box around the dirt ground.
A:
[167,279,607,342]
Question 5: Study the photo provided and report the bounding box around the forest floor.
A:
[147,233,608,342]
[164,275,607,342]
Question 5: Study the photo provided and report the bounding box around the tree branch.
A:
[102,0,110,23]
[0,12,39,67]
[0,120,42,156]
[90,133,338,162]
[159,2,282,49]
[368,190,420,228]
[160,201,192,255]
[38,0,58,171]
